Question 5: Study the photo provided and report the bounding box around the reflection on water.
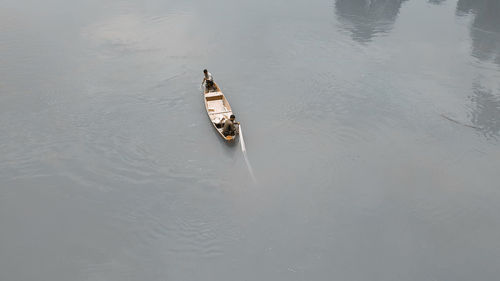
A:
[456,0,500,138]
[335,0,407,43]
[457,0,500,66]
[469,83,500,138]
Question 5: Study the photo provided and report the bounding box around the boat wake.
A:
[239,125,257,183]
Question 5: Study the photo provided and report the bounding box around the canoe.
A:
[203,82,238,141]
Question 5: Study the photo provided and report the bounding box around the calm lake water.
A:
[1,0,500,280]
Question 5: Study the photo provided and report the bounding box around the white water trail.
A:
[239,125,257,183]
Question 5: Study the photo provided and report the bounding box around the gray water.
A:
[1,0,500,280]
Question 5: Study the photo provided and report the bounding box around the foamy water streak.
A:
[239,125,256,183]
[243,149,256,183]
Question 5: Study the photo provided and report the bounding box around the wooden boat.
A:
[203,81,238,141]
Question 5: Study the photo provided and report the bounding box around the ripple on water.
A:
[114,194,238,260]
[279,72,381,147]
[82,11,202,57]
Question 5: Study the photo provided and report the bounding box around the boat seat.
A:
[209,110,232,115]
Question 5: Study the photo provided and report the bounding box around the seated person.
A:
[222,115,239,136]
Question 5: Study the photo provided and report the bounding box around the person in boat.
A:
[202,69,216,91]
[222,114,239,136]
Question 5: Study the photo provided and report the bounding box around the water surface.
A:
[1,0,500,280]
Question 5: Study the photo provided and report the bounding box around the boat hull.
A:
[203,82,238,142]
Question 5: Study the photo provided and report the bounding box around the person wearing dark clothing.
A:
[222,115,239,136]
